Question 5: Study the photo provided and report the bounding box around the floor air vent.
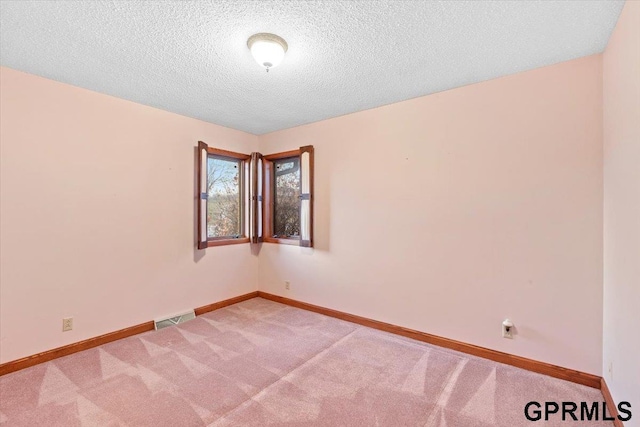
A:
[154,309,196,330]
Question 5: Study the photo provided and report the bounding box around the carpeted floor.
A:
[0,298,611,426]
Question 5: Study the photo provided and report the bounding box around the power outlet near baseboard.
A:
[502,319,514,339]
[62,317,73,332]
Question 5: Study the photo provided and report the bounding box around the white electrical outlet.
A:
[285,281,290,290]
[502,319,514,339]
[608,361,613,380]
[62,317,73,332]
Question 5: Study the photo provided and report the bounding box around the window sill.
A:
[199,237,250,249]
[263,237,301,246]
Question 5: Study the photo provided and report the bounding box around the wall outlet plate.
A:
[502,319,514,339]
[62,317,73,332]
[502,327,513,339]
[285,281,290,290]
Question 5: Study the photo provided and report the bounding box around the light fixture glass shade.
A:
[247,33,288,71]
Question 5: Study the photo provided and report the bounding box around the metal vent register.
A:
[154,310,196,330]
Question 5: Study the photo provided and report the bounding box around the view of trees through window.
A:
[207,156,241,238]
[273,157,300,237]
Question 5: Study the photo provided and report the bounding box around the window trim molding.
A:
[263,150,302,244]
[299,145,314,248]
[196,142,314,249]
[264,149,301,161]
[197,141,251,249]
[204,144,251,161]
[204,237,251,247]
[262,236,301,245]
[262,146,314,247]
[249,152,264,244]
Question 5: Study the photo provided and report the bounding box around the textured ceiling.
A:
[0,1,625,135]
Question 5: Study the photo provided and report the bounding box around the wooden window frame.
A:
[249,152,264,244]
[197,141,251,248]
[262,146,314,247]
[196,142,313,249]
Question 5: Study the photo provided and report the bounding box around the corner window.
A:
[196,142,313,249]
[197,142,250,248]
[273,157,301,238]
[207,155,242,239]
[263,146,314,247]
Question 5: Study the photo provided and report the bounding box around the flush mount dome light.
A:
[247,33,288,72]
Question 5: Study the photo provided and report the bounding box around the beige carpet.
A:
[0,298,611,426]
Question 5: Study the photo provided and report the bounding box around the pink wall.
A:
[0,67,259,363]
[1,54,607,375]
[259,55,604,375]
[603,0,640,415]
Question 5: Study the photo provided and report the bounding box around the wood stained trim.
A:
[262,147,314,247]
[601,378,625,427]
[1,289,609,396]
[263,159,274,240]
[263,236,301,246]
[204,237,251,247]
[300,145,314,248]
[196,142,207,250]
[250,152,259,243]
[0,291,259,376]
[264,149,301,161]
[194,291,259,316]
[201,143,251,160]
[256,292,602,389]
[0,322,154,377]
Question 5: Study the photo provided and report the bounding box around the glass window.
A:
[207,155,241,238]
[273,157,300,238]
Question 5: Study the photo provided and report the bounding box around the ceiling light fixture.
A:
[247,33,288,72]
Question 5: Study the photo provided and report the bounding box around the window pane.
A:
[274,157,300,237]
[207,156,241,238]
